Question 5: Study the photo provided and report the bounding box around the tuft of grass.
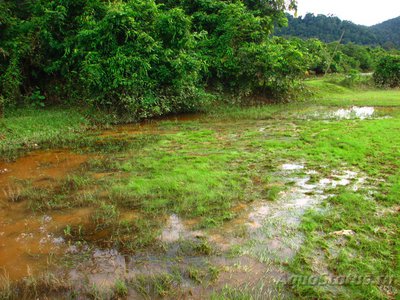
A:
[113,279,128,298]
[187,264,220,284]
[87,283,112,300]
[177,239,216,256]
[92,202,120,230]
[0,272,72,300]
[265,185,282,201]
[2,185,23,203]
[132,273,182,298]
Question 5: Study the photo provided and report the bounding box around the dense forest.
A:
[371,17,400,49]
[276,14,400,49]
[0,1,399,120]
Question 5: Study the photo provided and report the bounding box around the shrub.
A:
[373,55,400,87]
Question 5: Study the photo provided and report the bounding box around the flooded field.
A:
[0,150,91,280]
[0,106,398,299]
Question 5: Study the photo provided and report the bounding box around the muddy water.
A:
[0,207,93,280]
[0,150,91,280]
[0,149,89,186]
[0,115,204,282]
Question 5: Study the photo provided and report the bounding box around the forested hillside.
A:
[276,14,400,49]
[371,17,400,49]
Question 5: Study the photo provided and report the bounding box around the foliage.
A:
[277,13,400,49]
[373,55,400,87]
[0,0,303,117]
[284,38,386,75]
[0,1,397,118]
[29,89,46,108]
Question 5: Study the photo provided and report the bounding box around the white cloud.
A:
[296,0,400,26]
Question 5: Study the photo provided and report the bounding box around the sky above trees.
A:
[297,0,400,26]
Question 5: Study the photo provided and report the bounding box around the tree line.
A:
[276,13,400,49]
[0,1,398,119]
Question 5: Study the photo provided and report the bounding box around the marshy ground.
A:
[0,79,399,299]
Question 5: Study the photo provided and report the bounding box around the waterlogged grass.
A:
[113,132,252,227]
[1,79,399,298]
[267,79,400,299]
[285,116,400,298]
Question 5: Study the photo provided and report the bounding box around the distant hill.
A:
[275,14,400,49]
[371,17,400,49]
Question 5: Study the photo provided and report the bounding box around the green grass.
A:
[0,108,90,159]
[305,77,400,106]
[113,139,249,226]
[283,113,400,298]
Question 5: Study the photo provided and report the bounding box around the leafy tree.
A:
[374,55,400,87]
[3,0,394,119]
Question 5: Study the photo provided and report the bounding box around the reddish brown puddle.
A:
[0,150,91,280]
[0,149,89,187]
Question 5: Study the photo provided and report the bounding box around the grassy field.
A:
[0,78,399,299]
[305,76,400,106]
[0,108,91,159]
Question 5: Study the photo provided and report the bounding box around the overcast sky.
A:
[296,0,400,26]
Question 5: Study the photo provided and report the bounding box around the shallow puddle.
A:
[0,149,89,189]
[295,106,390,121]
[228,164,365,266]
[332,106,375,119]
[0,150,92,280]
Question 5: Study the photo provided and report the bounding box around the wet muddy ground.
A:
[0,106,393,298]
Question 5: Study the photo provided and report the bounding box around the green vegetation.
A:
[277,13,400,49]
[0,272,72,300]
[0,108,89,158]
[371,16,400,49]
[2,1,397,120]
[0,75,399,299]
[113,279,128,298]
[305,75,400,106]
[285,83,400,299]
[374,55,400,87]
[0,1,399,297]
[0,0,304,119]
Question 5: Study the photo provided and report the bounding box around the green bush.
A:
[373,55,400,87]
[0,0,351,117]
